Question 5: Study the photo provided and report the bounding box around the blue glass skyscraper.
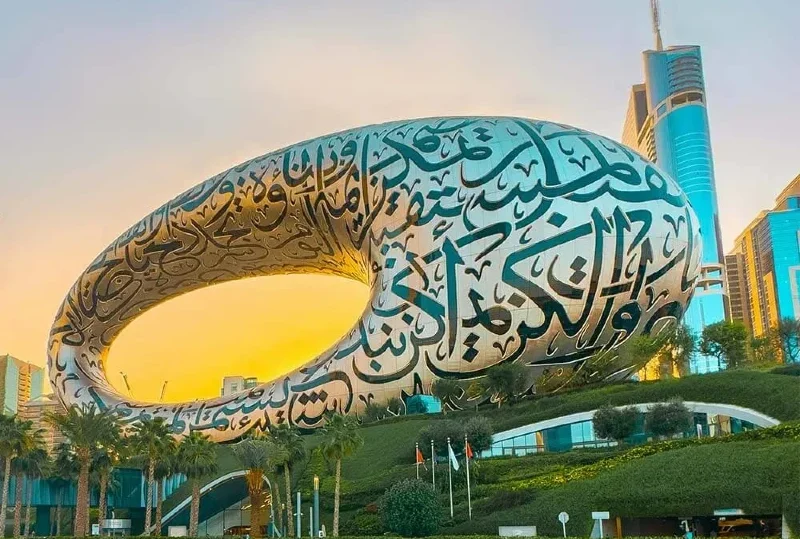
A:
[622,16,726,373]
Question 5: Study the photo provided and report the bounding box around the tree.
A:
[130,417,173,536]
[379,479,440,537]
[14,447,49,538]
[152,439,176,537]
[321,413,363,537]
[0,416,39,538]
[46,404,119,537]
[645,399,692,439]
[464,416,493,453]
[751,329,781,366]
[91,424,122,533]
[658,324,697,377]
[430,379,462,413]
[593,405,638,445]
[387,397,404,416]
[270,423,306,538]
[417,420,465,458]
[232,436,287,539]
[362,402,386,424]
[49,443,78,536]
[777,317,800,363]
[482,363,528,407]
[176,432,218,538]
[617,334,661,373]
[700,321,749,369]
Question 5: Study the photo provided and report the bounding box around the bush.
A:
[362,402,386,424]
[340,510,384,536]
[645,399,692,438]
[593,405,638,444]
[417,420,466,457]
[464,416,493,453]
[379,479,440,537]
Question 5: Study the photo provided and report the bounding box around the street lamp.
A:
[313,476,320,537]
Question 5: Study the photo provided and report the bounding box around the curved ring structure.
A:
[48,117,701,440]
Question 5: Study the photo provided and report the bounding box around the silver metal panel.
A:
[48,117,701,440]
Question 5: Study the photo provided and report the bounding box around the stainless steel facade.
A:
[49,117,701,440]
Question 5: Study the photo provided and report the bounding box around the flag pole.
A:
[447,437,454,518]
[415,442,420,479]
[431,439,436,488]
[465,433,472,520]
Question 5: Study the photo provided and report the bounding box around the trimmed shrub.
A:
[593,405,638,444]
[645,399,692,438]
[340,510,384,536]
[379,479,440,537]
[464,416,494,453]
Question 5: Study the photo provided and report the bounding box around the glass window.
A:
[657,104,667,117]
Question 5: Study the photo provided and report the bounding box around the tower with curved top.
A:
[622,3,726,373]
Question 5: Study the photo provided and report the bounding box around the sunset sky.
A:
[2,1,798,402]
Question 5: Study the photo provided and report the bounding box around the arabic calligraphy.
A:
[48,117,702,440]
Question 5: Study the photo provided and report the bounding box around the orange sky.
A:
[2,2,799,403]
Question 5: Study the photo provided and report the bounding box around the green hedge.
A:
[444,440,800,536]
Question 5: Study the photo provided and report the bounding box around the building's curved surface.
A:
[48,117,702,440]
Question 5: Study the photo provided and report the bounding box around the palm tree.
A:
[0,415,37,538]
[129,417,173,536]
[175,432,218,537]
[232,437,287,539]
[320,413,363,537]
[152,438,177,536]
[4,419,42,539]
[14,447,49,538]
[45,404,120,537]
[270,423,305,537]
[91,427,122,534]
[49,443,78,536]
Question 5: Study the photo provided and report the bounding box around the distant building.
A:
[19,394,67,451]
[622,4,726,373]
[726,174,800,345]
[221,376,259,396]
[0,355,44,415]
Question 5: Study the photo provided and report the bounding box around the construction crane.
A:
[119,371,133,396]
[650,0,664,51]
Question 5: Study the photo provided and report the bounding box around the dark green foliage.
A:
[645,399,692,438]
[379,479,440,537]
[416,417,494,457]
[772,363,800,376]
[593,405,638,444]
[478,488,535,512]
[417,420,465,457]
[777,317,800,363]
[339,510,384,536]
[700,321,749,369]
[463,416,493,453]
[430,379,462,412]
[362,402,386,424]
[483,362,528,406]
[387,397,405,416]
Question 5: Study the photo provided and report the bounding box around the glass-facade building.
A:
[726,174,800,343]
[481,410,758,458]
[622,46,726,373]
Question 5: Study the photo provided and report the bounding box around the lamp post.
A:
[313,475,320,537]
[296,491,301,537]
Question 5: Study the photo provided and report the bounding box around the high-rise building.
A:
[0,354,44,415]
[18,393,67,451]
[726,174,800,345]
[622,1,726,373]
[221,376,259,397]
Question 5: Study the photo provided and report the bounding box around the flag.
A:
[465,441,474,460]
[416,447,424,464]
[448,441,460,471]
